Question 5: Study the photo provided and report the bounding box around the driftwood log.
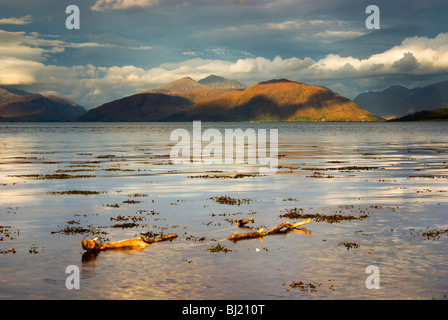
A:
[226,218,311,241]
[81,234,178,251]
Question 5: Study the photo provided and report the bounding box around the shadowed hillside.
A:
[0,87,32,104]
[354,80,448,119]
[0,93,86,121]
[77,93,193,122]
[391,107,448,121]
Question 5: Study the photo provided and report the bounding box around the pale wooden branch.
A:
[81,234,177,251]
[226,218,311,241]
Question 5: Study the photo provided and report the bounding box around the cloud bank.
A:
[1,28,447,108]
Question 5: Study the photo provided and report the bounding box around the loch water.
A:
[0,122,447,299]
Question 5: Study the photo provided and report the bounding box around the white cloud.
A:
[203,17,362,42]
[264,19,327,31]
[316,30,366,39]
[0,15,32,25]
[369,33,448,73]
[0,30,117,62]
[208,19,336,36]
[182,51,202,56]
[91,0,159,11]
[0,30,63,61]
[0,30,151,62]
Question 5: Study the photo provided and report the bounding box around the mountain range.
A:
[165,79,380,121]
[78,75,245,121]
[0,87,86,122]
[78,76,381,122]
[1,77,447,122]
[353,80,448,120]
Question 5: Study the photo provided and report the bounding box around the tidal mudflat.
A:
[0,122,447,299]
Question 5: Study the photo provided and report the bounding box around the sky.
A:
[0,0,447,109]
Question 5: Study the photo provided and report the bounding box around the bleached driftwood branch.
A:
[81,234,177,251]
[226,219,311,241]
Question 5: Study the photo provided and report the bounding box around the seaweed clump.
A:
[210,196,252,206]
[288,281,320,292]
[409,227,448,240]
[279,207,369,223]
[47,190,105,195]
[338,242,360,250]
[206,244,232,253]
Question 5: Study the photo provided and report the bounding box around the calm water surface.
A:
[0,122,447,299]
